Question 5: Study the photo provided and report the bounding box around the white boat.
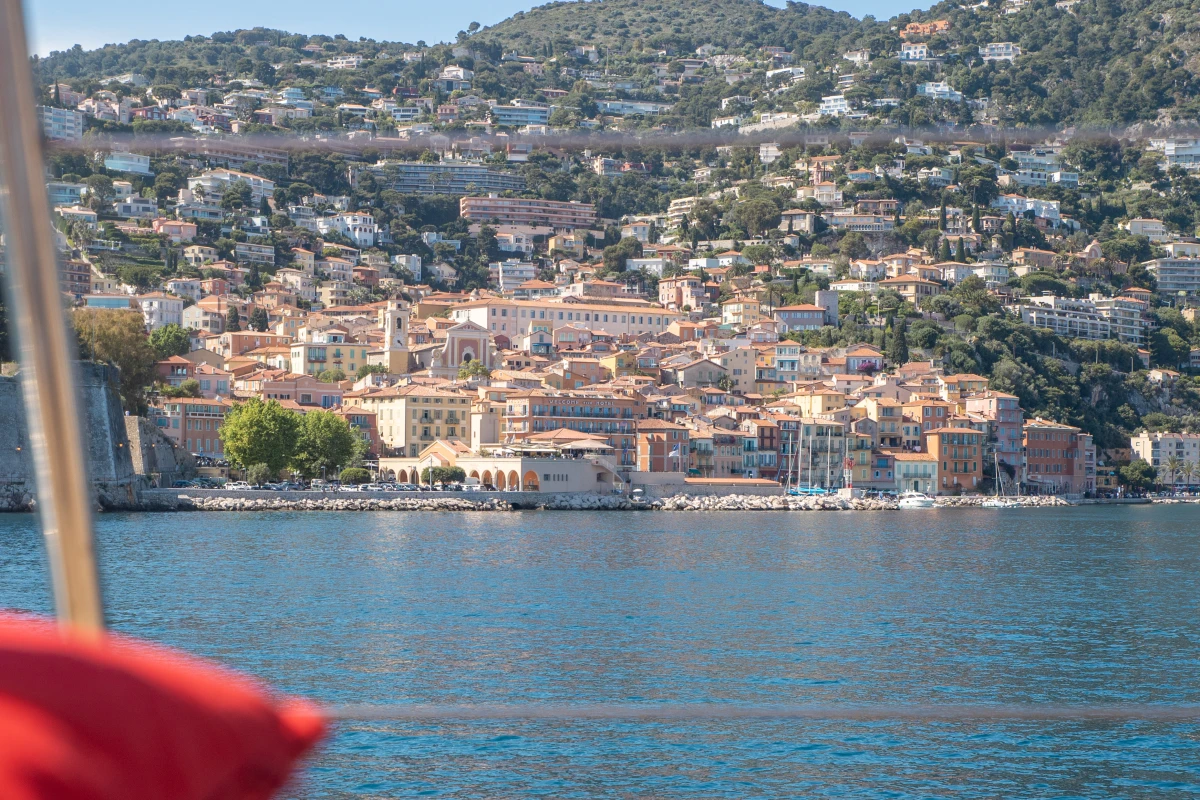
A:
[898,492,935,509]
[981,497,1019,508]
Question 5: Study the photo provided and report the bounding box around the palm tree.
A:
[1182,460,1198,489]
[1165,455,1183,487]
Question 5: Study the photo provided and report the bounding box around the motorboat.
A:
[898,492,935,509]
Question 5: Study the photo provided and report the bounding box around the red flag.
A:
[0,612,326,800]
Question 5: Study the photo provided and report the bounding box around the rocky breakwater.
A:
[175,494,513,512]
[651,494,897,511]
[934,496,1074,508]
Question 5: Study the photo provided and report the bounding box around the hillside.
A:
[473,0,866,54]
[31,0,1200,128]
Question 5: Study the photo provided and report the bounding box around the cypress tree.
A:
[887,317,909,365]
[955,236,966,262]
[939,237,952,262]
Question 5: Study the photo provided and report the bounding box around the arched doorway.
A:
[382,469,395,481]
[397,469,409,483]
[469,470,480,481]
[482,470,493,489]
[522,471,540,491]
[496,471,507,490]
[508,470,520,491]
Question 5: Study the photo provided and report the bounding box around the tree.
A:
[457,359,491,380]
[602,237,643,272]
[838,232,869,260]
[70,308,157,412]
[219,398,300,474]
[160,378,201,398]
[339,467,371,485]
[148,323,191,359]
[938,237,952,262]
[293,409,358,479]
[731,198,781,237]
[887,317,909,365]
[249,307,270,332]
[317,368,346,383]
[954,237,966,262]
[356,363,388,380]
[1119,459,1157,492]
[246,463,274,486]
[225,306,241,332]
[83,174,115,212]
[1165,455,1183,486]
[420,465,466,484]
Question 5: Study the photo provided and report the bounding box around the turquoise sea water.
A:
[2,506,1200,797]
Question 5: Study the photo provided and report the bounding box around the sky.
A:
[26,0,923,56]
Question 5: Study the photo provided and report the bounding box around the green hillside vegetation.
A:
[31,0,1200,126]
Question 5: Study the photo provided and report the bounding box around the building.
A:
[637,419,690,472]
[1123,218,1168,243]
[964,391,1023,468]
[362,161,526,196]
[774,305,827,333]
[489,259,538,293]
[316,212,378,248]
[1130,431,1200,485]
[1018,296,1110,341]
[357,385,481,457]
[1145,258,1200,295]
[103,151,153,175]
[501,389,644,465]
[187,169,275,204]
[150,398,232,456]
[450,298,681,340]
[917,82,963,102]
[460,195,596,230]
[894,452,938,493]
[37,106,84,142]
[925,427,984,493]
[136,292,184,331]
[1023,418,1089,494]
[490,101,551,127]
[979,42,1021,61]
[1090,294,1148,345]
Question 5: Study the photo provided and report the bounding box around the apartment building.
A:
[636,419,690,472]
[136,292,184,331]
[356,384,475,457]
[1131,431,1200,485]
[150,398,232,456]
[1145,257,1200,295]
[363,161,526,195]
[490,100,551,127]
[1089,294,1148,345]
[964,391,1024,467]
[925,427,984,493]
[1024,418,1089,494]
[1019,296,1110,341]
[502,389,645,465]
[450,298,682,340]
[460,195,597,230]
[37,105,84,142]
[187,169,276,203]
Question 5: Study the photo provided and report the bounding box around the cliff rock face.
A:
[0,363,139,510]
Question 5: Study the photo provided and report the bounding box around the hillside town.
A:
[19,26,1200,498]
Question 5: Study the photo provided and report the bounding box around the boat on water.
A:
[898,491,935,509]
[787,486,830,496]
[981,497,1019,508]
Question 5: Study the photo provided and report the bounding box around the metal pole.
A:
[0,1,104,634]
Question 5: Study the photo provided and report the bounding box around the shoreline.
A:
[130,491,1087,513]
